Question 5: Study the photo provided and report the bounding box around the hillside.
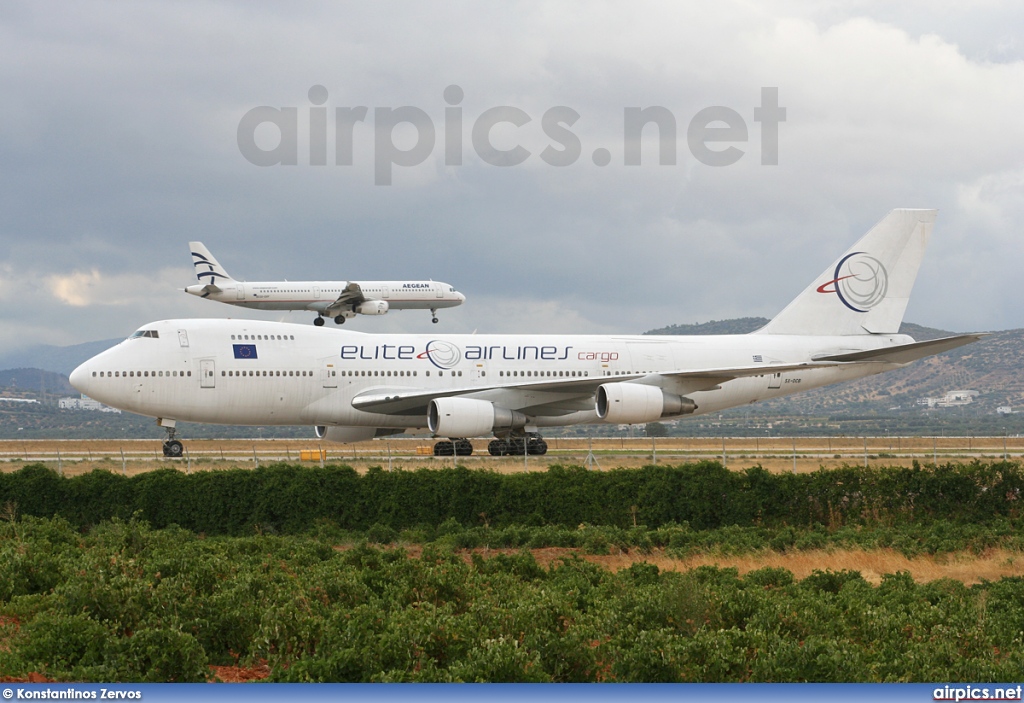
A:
[0,339,119,376]
[646,319,1021,416]
[0,368,76,397]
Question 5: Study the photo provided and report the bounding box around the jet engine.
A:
[428,397,527,438]
[314,425,378,443]
[355,300,389,315]
[595,383,696,424]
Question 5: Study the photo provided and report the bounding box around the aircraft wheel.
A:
[528,438,548,456]
[432,317,439,324]
[313,317,325,327]
[488,439,507,456]
[433,440,454,456]
[334,315,346,325]
[163,440,184,458]
[454,439,474,456]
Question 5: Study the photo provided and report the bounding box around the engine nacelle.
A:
[428,397,527,438]
[314,425,378,443]
[595,383,697,424]
[355,300,389,315]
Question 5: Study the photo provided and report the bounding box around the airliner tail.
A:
[757,209,936,336]
[189,241,235,285]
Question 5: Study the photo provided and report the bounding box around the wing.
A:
[812,334,985,364]
[350,360,844,416]
[324,282,364,313]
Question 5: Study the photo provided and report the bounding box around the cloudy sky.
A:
[2,0,1023,355]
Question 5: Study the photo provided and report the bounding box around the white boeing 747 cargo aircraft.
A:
[74,210,981,458]
[184,242,466,325]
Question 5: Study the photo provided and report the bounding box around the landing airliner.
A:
[74,210,980,458]
[184,242,465,325]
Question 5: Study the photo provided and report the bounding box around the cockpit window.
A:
[130,330,159,339]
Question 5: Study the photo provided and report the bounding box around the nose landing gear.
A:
[430,308,439,324]
[161,424,184,458]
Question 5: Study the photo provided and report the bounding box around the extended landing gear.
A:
[334,315,346,324]
[313,316,325,327]
[161,425,184,458]
[488,433,548,456]
[433,438,474,456]
[430,308,439,324]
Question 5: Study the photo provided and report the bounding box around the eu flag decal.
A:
[233,344,258,359]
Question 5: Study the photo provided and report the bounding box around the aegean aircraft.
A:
[184,241,465,325]
[74,210,981,458]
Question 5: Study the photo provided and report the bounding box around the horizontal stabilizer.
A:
[812,334,985,364]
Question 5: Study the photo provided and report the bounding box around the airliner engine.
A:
[314,425,379,443]
[356,300,389,315]
[428,398,527,437]
[596,383,696,424]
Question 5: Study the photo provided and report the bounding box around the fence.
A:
[1,435,1020,476]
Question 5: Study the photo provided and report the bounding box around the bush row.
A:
[2,460,1023,535]
[395,517,1024,558]
[2,516,1023,682]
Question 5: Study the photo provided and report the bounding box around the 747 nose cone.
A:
[69,362,92,395]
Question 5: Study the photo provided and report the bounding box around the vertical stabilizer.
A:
[189,241,235,285]
[756,209,935,336]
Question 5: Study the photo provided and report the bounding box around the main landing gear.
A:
[313,314,350,326]
[433,438,474,456]
[161,425,184,458]
[488,433,548,456]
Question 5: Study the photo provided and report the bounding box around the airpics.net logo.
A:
[816,252,890,313]
[237,85,786,185]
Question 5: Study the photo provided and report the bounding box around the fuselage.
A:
[69,319,910,432]
[184,280,464,313]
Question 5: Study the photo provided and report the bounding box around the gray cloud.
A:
[1,0,1023,356]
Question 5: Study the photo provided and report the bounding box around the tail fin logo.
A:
[815,252,888,312]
